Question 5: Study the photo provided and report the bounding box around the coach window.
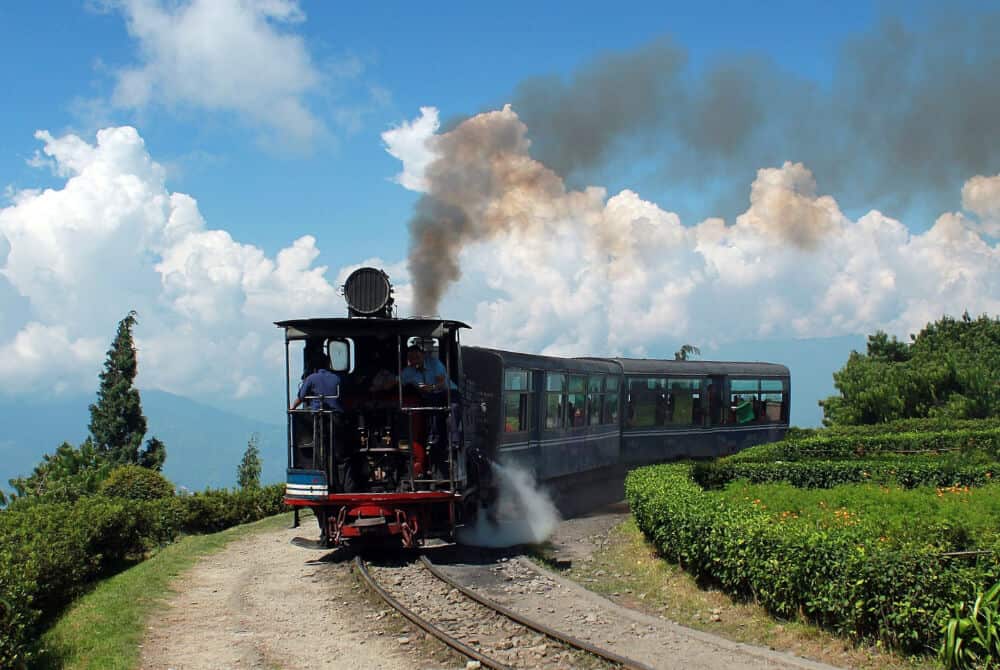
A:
[567,375,587,428]
[545,373,566,429]
[666,379,702,425]
[730,379,760,424]
[504,368,534,433]
[587,375,604,425]
[604,379,620,424]
[628,378,665,428]
[760,379,787,423]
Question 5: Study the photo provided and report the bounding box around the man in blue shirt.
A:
[291,360,343,412]
[400,344,458,393]
[401,345,460,482]
[290,354,358,492]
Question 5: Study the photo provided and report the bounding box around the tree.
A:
[237,433,262,489]
[88,310,165,468]
[7,439,112,505]
[821,313,1000,425]
[674,344,701,361]
[139,436,167,472]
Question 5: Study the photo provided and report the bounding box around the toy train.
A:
[279,267,789,547]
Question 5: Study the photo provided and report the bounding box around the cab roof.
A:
[275,317,470,341]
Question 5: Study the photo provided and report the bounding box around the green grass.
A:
[37,511,301,670]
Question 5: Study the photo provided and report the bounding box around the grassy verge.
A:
[546,518,935,670]
[38,511,301,670]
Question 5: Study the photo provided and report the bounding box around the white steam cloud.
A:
[456,463,561,548]
[383,106,1000,356]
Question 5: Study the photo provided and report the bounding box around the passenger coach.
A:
[462,348,789,501]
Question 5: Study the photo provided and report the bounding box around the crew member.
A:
[400,345,461,481]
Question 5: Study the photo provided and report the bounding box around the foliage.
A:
[177,485,286,534]
[788,417,1000,441]
[237,433,262,489]
[87,311,165,468]
[6,440,113,507]
[99,465,174,501]
[0,485,286,664]
[715,480,1000,551]
[821,313,1000,425]
[139,436,166,472]
[626,463,1000,653]
[674,344,701,361]
[728,426,1000,463]
[39,512,297,670]
[693,458,998,491]
[940,581,1000,669]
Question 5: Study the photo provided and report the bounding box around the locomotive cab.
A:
[277,268,475,547]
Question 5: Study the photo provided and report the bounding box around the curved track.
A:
[354,554,656,670]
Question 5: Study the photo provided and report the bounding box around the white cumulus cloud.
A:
[962,174,1000,237]
[110,0,329,147]
[0,125,346,398]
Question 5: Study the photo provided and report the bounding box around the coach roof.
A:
[601,358,789,377]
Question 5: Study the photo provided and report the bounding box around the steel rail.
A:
[353,556,513,670]
[420,555,656,670]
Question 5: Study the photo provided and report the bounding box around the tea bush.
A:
[786,418,1000,442]
[693,458,997,490]
[99,464,175,501]
[0,483,286,666]
[626,463,1000,652]
[729,427,1000,463]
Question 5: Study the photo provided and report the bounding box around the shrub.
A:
[177,484,286,534]
[0,484,286,664]
[693,458,998,490]
[99,465,174,501]
[626,463,1000,653]
[729,427,1000,463]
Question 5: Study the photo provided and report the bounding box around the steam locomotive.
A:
[279,268,790,547]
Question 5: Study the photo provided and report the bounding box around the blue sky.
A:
[0,1,997,427]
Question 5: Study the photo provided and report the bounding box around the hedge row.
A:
[626,464,998,652]
[729,427,1000,463]
[0,484,286,667]
[786,417,1000,441]
[692,458,998,490]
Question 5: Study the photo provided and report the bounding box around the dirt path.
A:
[140,520,452,670]
[141,505,841,670]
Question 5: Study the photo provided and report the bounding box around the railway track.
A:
[354,554,656,670]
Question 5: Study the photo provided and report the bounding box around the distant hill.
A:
[0,390,286,494]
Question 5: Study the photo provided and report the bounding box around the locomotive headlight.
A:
[343,267,394,318]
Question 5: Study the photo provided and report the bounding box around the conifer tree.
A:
[140,436,167,472]
[88,310,165,467]
[237,433,262,489]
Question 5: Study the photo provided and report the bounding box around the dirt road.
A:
[141,509,839,670]
[141,521,452,670]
